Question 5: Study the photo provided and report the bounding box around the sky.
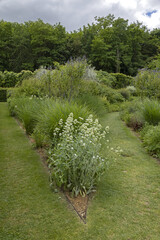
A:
[0,0,160,31]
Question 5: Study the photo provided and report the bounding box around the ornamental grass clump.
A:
[48,113,109,197]
[142,99,160,125]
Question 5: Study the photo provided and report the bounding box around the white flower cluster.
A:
[49,112,110,196]
[53,113,110,147]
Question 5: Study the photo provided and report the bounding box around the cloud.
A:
[0,0,160,31]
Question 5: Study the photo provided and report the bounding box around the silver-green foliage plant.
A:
[48,113,109,196]
[48,58,88,100]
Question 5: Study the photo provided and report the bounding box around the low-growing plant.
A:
[134,70,160,99]
[117,88,131,100]
[140,124,160,158]
[0,88,7,102]
[126,111,145,130]
[8,96,43,134]
[120,99,144,130]
[48,113,109,196]
[126,86,136,96]
[75,93,108,117]
[34,99,91,145]
[81,80,125,104]
[142,99,160,125]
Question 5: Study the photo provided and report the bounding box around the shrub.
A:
[142,99,160,125]
[117,88,131,100]
[134,70,160,99]
[110,73,133,89]
[140,124,160,158]
[48,113,109,196]
[81,80,125,104]
[0,88,17,102]
[96,70,116,87]
[16,70,34,86]
[0,70,33,88]
[0,71,17,88]
[0,88,7,102]
[17,77,46,97]
[126,86,137,96]
[126,111,145,130]
[120,99,144,129]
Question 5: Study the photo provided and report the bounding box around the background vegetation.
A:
[1,14,160,76]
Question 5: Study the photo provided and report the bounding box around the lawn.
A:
[1,102,160,240]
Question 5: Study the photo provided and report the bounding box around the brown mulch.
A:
[65,192,89,223]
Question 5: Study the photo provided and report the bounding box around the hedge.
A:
[110,73,133,89]
[0,88,17,102]
[0,70,33,88]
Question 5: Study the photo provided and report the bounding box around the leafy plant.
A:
[120,99,144,130]
[96,70,116,87]
[140,124,160,158]
[117,88,131,100]
[134,70,160,99]
[110,73,133,89]
[48,113,109,196]
[75,93,108,117]
[142,99,160,125]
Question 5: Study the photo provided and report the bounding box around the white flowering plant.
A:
[48,113,109,196]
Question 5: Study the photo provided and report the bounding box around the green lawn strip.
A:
[1,103,160,240]
[0,103,84,240]
[87,112,160,240]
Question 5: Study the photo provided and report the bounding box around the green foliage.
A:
[147,54,160,70]
[110,73,133,89]
[126,85,137,96]
[48,113,108,196]
[81,80,125,103]
[16,70,34,86]
[121,98,160,131]
[117,88,131,100]
[0,87,17,102]
[0,88,7,102]
[75,94,109,117]
[16,59,88,100]
[34,99,91,145]
[120,99,145,130]
[8,96,42,134]
[96,70,116,87]
[134,70,160,98]
[16,77,47,97]
[50,58,87,100]
[142,99,160,125]
[140,124,160,157]
[0,71,17,87]
[125,111,145,130]
[0,70,33,88]
[0,16,159,76]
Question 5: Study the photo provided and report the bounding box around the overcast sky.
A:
[0,0,160,31]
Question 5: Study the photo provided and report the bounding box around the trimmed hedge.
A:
[111,73,133,89]
[0,70,33,88]
[0,88,17,102]
[0,88,7,102]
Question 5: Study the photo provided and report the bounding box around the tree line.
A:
[0,14,160,76]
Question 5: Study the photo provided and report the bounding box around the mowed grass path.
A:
[1,102,160,240]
